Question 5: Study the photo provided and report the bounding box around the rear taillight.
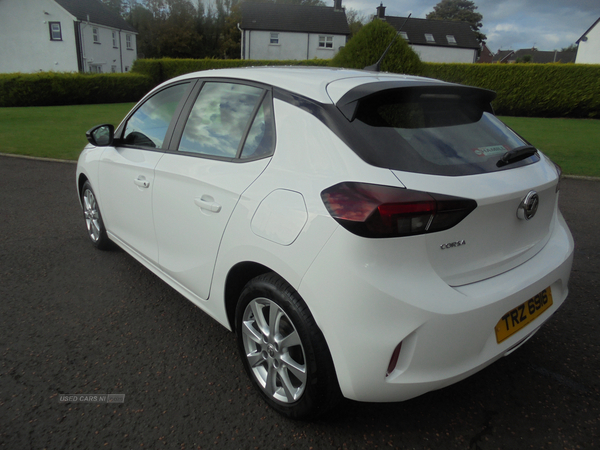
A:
[321,182,477,238]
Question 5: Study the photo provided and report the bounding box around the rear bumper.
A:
[299,210,574,402]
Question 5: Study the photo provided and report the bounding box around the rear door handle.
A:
[195,197,221,213]
[134,177,150,188]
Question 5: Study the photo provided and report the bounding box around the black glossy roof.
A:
[240,2,350,35]
[384,16,479,50]
[54,0,137,33]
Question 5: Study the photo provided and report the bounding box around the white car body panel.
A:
[98,146,164,263]
[152,153,270,300]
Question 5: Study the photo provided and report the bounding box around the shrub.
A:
[329,19,424,76]
[424,63,600,118]
[0,72,153,107]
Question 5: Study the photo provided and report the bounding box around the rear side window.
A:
[178,82,273,159]
[342,87,538,176]
[123,82,190,149]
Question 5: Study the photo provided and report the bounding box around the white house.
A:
[239,0,350,61]
[375,4,480,64]
[576,17,600,64]
[0,0,137,74]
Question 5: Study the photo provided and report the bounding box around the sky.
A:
[340,0,600,53]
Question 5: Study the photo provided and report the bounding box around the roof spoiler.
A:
[364,14,411,72]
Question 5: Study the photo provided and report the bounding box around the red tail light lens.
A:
[321,182,477,238]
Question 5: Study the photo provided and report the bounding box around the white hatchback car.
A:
[77,67,574,419]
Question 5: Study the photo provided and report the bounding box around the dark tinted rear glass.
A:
[346,87,538,176]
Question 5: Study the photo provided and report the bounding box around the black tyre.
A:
[81,181,111,250]
[235,273,341,419]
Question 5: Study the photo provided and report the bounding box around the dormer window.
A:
[425,33,435,43]
[447,35,457,44]
[400,31,408,40]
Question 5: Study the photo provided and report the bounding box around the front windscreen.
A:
[347,88,538,176]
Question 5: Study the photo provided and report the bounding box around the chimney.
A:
[334,0,342,11]
[376,3,386,19]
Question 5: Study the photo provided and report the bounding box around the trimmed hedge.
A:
[2,59,599,119]
[131,58,330,85]
[424,63,600,118]
[0,72,153,107]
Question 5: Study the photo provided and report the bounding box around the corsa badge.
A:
[517,191,539,220]
[440,240,466,250]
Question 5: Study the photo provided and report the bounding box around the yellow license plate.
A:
[495,288,553,344]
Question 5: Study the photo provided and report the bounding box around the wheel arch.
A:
[224,261,273,330]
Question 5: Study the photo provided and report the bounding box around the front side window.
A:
[126,34,132,49]
[178,82,272,159]
[123,83,190,149]
[112,31,118,48]
[319,35,334,49]
[270,33,279,45]
[93,27,99,43]
[49,22,62,41]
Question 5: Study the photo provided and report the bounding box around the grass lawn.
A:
[0,103,134,161]
[0,104,598,177]
[499,116,600,178]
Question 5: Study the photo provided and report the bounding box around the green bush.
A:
[131,58,330,85]
[329,19,424,76]
[424,63,600,118]
[0,72,153,107]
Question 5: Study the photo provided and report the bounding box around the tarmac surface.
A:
[1,154,598,449]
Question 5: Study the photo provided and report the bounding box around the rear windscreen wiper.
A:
[497,145,537,167]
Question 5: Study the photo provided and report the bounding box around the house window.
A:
[89,65,102,73]
[425,33,435,43]
[399,31,408,40]
[93,27,100,43]
[111,65,117,73]
[319,35,334,49]
[270,33,279,45]
[49,22,62,41]
[126,34,133,50]
[447,35,457,44]
[112,32,118,48]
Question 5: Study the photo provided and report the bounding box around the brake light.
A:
[321,182,477,238]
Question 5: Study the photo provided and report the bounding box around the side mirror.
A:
[86,124,115,147]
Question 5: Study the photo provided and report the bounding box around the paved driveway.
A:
[1,155,598,449]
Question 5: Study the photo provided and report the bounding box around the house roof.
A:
[576,16,600,44]
[54,0,137,33]
[383,16,480,50]
[240,2,350,35]
[493,49,576,63]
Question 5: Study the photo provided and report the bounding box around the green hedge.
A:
[2,60,599,119]
[131,58,329,85]
[423,63,600,118]
[0,72,153,107]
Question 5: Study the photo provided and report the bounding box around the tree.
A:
[426,0,486,45]
[560,44,578,52]
[330,19,424,76]
[346,8,367,39]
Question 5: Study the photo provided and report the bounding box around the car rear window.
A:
[339,86,539,176]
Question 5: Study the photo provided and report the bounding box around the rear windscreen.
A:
[347,88,539,176]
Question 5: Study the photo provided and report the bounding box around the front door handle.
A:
[134,177,150,188]
[195,197,221,213]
